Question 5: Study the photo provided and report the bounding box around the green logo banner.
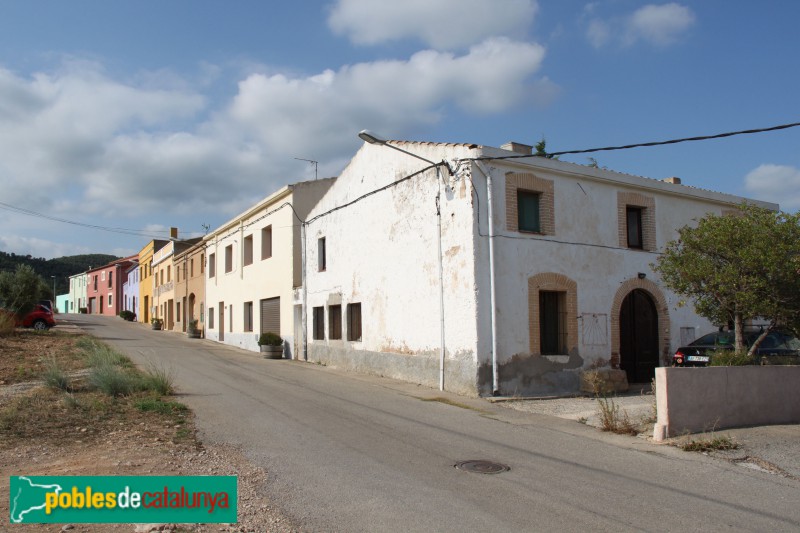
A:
[9,476,237,524]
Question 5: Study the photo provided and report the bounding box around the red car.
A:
[2,304,57,330]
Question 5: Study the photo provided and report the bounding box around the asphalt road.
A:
[69,315,800,532]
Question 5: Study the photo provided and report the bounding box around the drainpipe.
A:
[474,161,499,396]
[301,222,308,361]
[435,167,446,391]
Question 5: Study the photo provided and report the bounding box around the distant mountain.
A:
[0,251,121,295]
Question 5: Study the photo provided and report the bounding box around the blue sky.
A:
[1,0,798,259]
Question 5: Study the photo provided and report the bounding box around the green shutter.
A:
[518,191,541,232]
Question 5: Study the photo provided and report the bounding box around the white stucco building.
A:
[204,178,336,356]
[68,272,88,314]
[302,138,776,396]
[122,262,139,317]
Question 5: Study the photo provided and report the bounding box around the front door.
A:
[620,289,659,383]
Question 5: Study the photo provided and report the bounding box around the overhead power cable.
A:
[0,201,191,240]
[473,120,800,161]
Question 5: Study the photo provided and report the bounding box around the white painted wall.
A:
[304,143,482,394]
[68,272,88,313]
[305,140,777,396]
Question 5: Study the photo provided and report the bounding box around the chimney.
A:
[662,177,682,185]
[170,227,178,239]
[500,142,533,155]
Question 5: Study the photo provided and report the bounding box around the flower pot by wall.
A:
[260,345,283,359]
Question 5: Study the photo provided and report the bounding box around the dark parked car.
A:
[0,304,56,330]
[672,329,800,366]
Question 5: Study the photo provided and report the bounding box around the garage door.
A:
[260,297,280,335]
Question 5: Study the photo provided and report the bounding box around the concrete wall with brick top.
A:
[653,366,800,440]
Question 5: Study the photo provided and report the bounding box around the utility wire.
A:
[0,201,201,240]
[473,120,800,161]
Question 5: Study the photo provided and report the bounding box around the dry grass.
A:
[596,396,639,435]
[681,434,739,452]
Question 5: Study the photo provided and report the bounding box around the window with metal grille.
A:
[347,303,362,342]
[626,207,643,249]
[517,190,541,233]
[261,226,272,260]
[539,291,567,355]
[313,306,325,340]
[329,305,342,340]
[244,235,253,266]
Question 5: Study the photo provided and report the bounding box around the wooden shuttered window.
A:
[260,297,280,335]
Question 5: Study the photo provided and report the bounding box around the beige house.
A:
[174,241,206,335]
[204,178,335,356]
[152,237,201,331]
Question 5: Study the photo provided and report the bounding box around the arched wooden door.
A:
[620,289,659,383]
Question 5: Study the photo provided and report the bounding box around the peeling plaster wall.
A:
[471,155,775,396]
[305,143,482,395]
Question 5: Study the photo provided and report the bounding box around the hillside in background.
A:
[0,251,120,295]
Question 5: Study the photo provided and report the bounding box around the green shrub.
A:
[42,358,70,391]
[258,332,282,346]
[709,350,755,366]
[134,396,188,415]
[118,310,136,321]
[78,338,132,368]
[140,363,174,395]
[88,364,140,397]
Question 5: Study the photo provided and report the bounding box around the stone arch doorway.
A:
[619,289,659,383]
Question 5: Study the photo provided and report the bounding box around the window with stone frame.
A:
[617,192,656,251]
[506,172,555,235]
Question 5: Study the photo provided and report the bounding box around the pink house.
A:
[86,256,137,316]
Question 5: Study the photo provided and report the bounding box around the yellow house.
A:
[137,239,169,324]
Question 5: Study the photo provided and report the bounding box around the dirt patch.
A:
[0,330,298,532]
[0,330,87,385]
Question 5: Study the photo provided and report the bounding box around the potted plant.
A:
[151,317,163,330]
[258,332,283,359]
[187,319,201,338]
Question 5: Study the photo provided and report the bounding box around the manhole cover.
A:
[454,460,510,474]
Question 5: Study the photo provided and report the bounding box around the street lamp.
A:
[358,130,448,391]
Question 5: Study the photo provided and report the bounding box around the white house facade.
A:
[303,138,777,397]
[68,272,88,314]
[123,263,140,317]
[204,178,336,356]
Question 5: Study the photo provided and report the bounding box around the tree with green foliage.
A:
[0,264,47,316]
[534,138,558,159]
[653,204,800,356]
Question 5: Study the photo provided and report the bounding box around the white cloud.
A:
[0,39,550,251]
[744,164,800,212]
[328,0,538,49]
[227,37,547,156]
[627,3,696,46]
[585,3,695,48]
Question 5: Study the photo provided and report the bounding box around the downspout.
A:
[301,222,308,361]
[474,161,499,396]
[435,167,446,391]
